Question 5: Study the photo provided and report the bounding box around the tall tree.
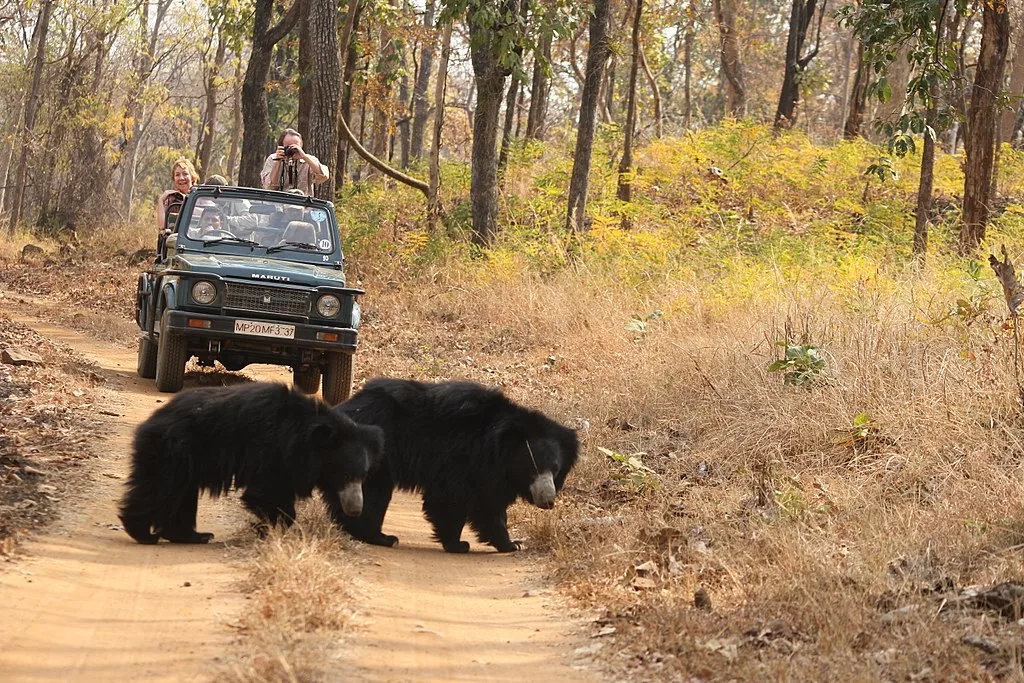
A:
[639,44,662,138]
[428,22,453,232]
[466,0,516,244]
[499,0,530,173]
[566,0,612,232]
[525,31,552,140]
[774,0,826,130]
[616,0,642,210]
[117,0,173,214]
[410,0,436,160]
[336,0,364,182]
[1002,21,1024,144]
[9,0,54,231]
[842,0,970,255]
[239,0,299,189]
[682,0,697,129]
[712,0,745,118]
[305,0,341,200]
[844,39,868,139]
[226,52,244,181]
[197,23,229,176]
[960,0,1010,254]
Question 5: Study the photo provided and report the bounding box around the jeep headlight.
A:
[191,281,217,305]
[316,294,341,318]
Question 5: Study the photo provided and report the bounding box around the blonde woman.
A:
[156,158,199,234]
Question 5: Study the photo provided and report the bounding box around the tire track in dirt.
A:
[0,306,247,682]
[0,298,594,682]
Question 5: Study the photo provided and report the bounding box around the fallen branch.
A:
[989,244,1024,315]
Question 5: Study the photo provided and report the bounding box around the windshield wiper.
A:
[266,241,319,254]
[202,235,260,247]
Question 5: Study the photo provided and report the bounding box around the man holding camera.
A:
[259,128,329,196]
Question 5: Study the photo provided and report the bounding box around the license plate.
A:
[233,320,295,339]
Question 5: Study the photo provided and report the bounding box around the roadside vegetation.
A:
[4,125,1024,679]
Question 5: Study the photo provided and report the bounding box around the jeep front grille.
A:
[224,283,310,316]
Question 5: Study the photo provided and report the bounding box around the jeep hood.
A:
[171,253,347,287]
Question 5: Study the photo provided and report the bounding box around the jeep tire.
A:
[136,335,157,379]
[155,311,188,392]
[322,352,353,405]
[293,366,321,394]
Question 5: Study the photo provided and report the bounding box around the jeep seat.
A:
[282,220,316,244]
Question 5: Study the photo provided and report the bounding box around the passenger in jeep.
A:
[194,207,227,239]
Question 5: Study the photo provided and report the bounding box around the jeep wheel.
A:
[155,312,188,393]
[136,335,157,379]
[322,352,353,405]
[293,366,321,394]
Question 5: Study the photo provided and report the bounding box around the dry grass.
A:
[8,199,1024,679]
[356,258,1024,681]
[220,500,364,683]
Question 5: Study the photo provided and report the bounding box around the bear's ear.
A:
[307,418,337,448]
[358,424,385,459]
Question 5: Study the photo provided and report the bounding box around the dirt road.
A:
[0,302,591,682]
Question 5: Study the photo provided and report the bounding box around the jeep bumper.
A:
[163,310,358,352]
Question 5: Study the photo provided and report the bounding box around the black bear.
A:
[119,382,384,544]
[336,378,579,553]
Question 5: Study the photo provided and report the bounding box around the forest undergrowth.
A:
[6,123,1024,679]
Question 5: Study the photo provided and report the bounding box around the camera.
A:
[283,145,298,158]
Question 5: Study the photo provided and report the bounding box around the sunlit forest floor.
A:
[7,123,1024,679]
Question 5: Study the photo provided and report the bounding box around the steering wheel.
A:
[200,229,238,240]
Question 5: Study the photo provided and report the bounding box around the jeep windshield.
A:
[180,195,336,257]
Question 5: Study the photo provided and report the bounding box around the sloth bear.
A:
[119,382,384,544]
[335,378,579,553]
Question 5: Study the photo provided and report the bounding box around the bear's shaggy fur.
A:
[119,382,383,544]
[336,379,579,553]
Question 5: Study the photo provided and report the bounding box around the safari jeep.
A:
[135,186,362,404]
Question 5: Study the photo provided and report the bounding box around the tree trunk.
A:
[774,0,825,130]
[683,0,695,129]
[498,72,521,173]
[617,0,642,208]
[914,103,940,256]
[605,55,617,122]
[712,0,745,118]
[566,0,612,232]
[398,51,411,168]
[844,39,868,139]
[0,98,24,213]
[297,0,312,135]
[525,32,552,140]
[239,0,299,189]
[337,0,363,183]
[306,0,340,200]
[1002,25,1024,144]
[428,22,452,232]
[467,2,513,245]
[9,0,54,231]
[227,52,244,182]
[410,0,436,160]
[638,43,661,138]
[198,27,228,177]
[369,27,397,166]
[959,1,1010,254]
[946,8,972,153]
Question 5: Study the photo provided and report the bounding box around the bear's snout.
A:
[341,480,364,516]
[529,471,556,509]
